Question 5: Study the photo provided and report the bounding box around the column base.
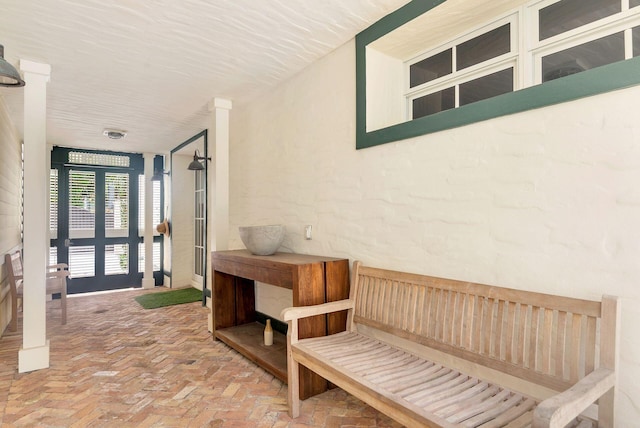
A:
[19,340,50,373]
[142,278,155,289]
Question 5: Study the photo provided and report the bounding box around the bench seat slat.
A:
[400,368,459,400]
[382,364,448,393]
[364,359,435,384]
[476,398,536,428]
[436,385,503,420]
[357,352,420,376]
[500,410,535,428]
[413,376,476,406]
[332,342,397,364]
[423,380,489,412]
[297,332,535,427]
[459,392,527,427]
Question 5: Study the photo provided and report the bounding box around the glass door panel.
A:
[105,172,129,238]
[137,176,161,236]
[68,170,95,240]
[49,246,57,266]
[50,169,58,240]
[68,245,96,278]
[194,170,205,281]
[106,244,129,275]
[138,242,161,273]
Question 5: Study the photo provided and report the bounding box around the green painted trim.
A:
[356,0,640,150]
[356,0,445,150]
[357,0,445,45]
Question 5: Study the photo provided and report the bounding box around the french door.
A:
[50,148,163,294]
[193,169,205,289]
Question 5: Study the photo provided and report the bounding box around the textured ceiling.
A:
[0,0,410,154]
[370,0,528,60]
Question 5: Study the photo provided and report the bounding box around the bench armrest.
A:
[281,299,354,322]
[533,367,615,428]
[46,270,70,280]
[47,263,69,271]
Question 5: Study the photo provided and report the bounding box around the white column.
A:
[19,60,51,373]
[207,97,232,332]
[208,98,232,253]
[142,153,155,289]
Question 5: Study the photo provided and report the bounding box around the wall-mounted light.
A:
[0,44,25,87]
[151,170,170,181]
[187,149,211,171]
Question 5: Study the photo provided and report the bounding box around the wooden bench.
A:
[4,251,70,331]
[281,261,619,427]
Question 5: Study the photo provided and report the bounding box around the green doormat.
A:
[135,287,202,309]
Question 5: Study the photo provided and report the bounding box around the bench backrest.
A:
[348,261,618,392]
[4,252,23,297]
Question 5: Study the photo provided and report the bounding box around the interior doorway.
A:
[49,147,164,293]
[167,131,208,303]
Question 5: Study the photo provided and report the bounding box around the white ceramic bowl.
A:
[239,225,285,255]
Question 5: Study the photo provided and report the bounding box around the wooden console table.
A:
[212,249,349,399]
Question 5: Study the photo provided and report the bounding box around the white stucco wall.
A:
[0,97,24,335]
[169,154,195,289]
[229,39,640,423]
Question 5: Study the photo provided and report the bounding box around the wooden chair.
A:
[4,251,70,331]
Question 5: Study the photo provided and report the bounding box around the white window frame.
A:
[405,13,519,119]
[404,0,640,119]
[530,1,640,84]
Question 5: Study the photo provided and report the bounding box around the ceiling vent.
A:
[103,128,127,139]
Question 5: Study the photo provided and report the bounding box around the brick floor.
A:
[0,288,402,427]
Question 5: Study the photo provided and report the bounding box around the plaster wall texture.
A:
[0,97,23,334]
[230,39,640,423]
[169,154,195,289]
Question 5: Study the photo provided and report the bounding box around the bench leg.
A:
[61,290,67,325]
[10,296,18,332]
[285,321,301,418]
[287,357,300,418]
[598,388,615,428]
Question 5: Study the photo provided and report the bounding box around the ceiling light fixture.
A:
[0,44,25,87]
[187,149,210,171]
[103,129,127,139]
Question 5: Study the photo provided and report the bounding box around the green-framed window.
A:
[356,0,640,149]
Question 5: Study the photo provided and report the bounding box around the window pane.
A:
[50,169,58,239]
[68,151,130,167]
[138,242,161,273]
[69,170,95,239]
[49,247,57,266]
[459,68,514,106]
[539,0,620,41]
[410,49,452,88]
[106,173,129,238]
[69,246,95,278]
[412,87,455,119]
[634,26,640,57]
[194,170,205,277]
[106,244,129,275]
[632,0,640,8]
[542,32,624,82]
[138,175,161,236]
[457,24,511,71]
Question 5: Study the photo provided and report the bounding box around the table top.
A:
[212,250,349,288]
[212,249,348,266]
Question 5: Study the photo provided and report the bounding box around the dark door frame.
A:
[169,130,210,305]
[50,147,164,293]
